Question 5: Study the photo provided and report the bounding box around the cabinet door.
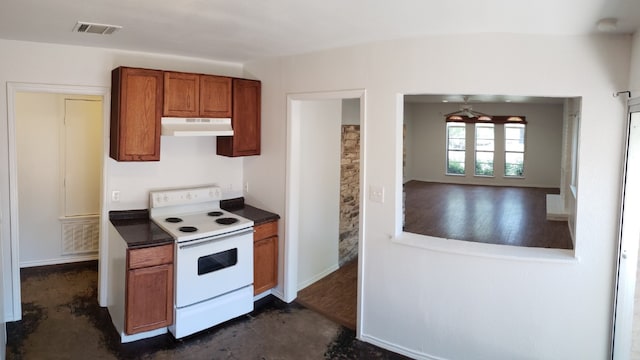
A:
[125,263,174,334]
[217,79,261,156]
[200,75,232,118]
[110,67,163,161]
[163,72,199,117]
[254,221,278,295]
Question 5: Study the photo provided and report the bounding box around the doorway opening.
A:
[285,90,365,337]
[16,93,102,267]
[5,83,110,321]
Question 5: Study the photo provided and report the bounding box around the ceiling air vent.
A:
[73,21,122,35]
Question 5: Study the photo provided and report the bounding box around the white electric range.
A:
[149,185,254,339]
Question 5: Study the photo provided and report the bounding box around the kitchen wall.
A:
[404,102,564,188]
[0,39,244,319]
[295,99,341,289]
[108,138,244,210]
[244,33,631,359]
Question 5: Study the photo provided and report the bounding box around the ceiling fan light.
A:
[447,115,464,121]
[478,116,492,121]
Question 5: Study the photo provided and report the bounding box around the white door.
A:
[613,97,640,359]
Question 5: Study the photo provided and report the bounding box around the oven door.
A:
[175,228,253,308]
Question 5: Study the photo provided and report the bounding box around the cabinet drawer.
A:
[254,221,277,241]
[128,243,174,270]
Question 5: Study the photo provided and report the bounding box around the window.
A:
[475,123,494,176]
[505,124,525,177]
[446,123,465,175]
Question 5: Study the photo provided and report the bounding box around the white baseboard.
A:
[271,288,286,302]
[253,289,273,301]
[20,254,98,268]
[120,327,167,343]
[360,333,447,360]
[297,263,339,291]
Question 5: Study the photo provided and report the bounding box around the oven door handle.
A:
[178,228,253,249]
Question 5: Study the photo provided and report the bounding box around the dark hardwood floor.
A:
[296,258,358,330]
[403,181,573,249]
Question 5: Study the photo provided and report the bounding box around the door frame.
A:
[612,96,640,358]
[284,89,366,338]
[5,83,110,321]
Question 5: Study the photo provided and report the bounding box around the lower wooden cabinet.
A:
[125,243,174,334]
[253,220,278,295]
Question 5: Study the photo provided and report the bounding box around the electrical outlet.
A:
[111,190,120,202]
[369,185,384,203]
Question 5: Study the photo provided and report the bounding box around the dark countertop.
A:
[109,209,174,249]
[221,198,280,225]
[110,200,279,249]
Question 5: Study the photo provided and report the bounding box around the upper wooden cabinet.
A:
[217,79,261,157]
[163,72,232,118]
[110,67,259,161]
[200,75,232,118]
[110,67,163,161]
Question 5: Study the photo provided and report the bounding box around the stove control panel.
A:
[150,186,222,208]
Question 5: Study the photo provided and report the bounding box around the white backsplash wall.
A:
[108,136,244,211]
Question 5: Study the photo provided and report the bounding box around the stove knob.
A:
[163,195,169,202]
[186,193,192,200]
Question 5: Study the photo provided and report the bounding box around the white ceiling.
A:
[405,94,567,104]
[1,0,639,63]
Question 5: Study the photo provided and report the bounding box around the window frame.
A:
[474,122,495,177]
[504,123,526,178]
[445,122,466,176]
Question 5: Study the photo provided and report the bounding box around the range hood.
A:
[161,117,234,136]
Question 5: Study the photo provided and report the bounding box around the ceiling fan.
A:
[444,96,492,120]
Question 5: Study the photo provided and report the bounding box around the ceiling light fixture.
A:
[596,18,618,32]
[73,21,122,35]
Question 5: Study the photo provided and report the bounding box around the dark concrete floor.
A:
[6,261,408,360]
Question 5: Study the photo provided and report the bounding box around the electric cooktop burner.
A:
[215,218,239,225]
[178,226,198,233]
[207,211,224,217]
[165,217,183,223]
